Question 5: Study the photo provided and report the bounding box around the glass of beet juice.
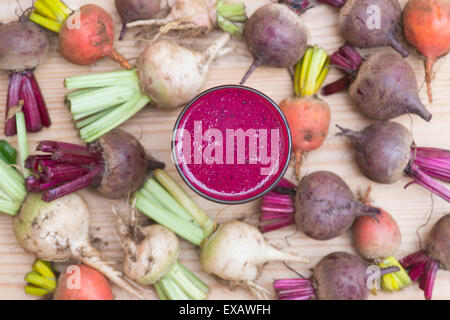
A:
[172,85,292,204]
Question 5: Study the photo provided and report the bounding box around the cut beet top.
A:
[172,85,291,204]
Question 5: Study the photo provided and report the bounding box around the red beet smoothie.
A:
[172,86,291,203]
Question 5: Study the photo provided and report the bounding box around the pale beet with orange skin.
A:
[403,0,450,102]
[54,264,113,300]
[59,4,131,69]
[279,97,330,175]
[353,205,401,260]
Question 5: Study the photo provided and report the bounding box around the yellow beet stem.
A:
[24,272,56,291]
[25,285,49,296]
[34,0,58,20]
[32,260,55,279]
[379,256,412,292]
[295,46,330,97]
[299,47,313,95]
[29,12,62,33]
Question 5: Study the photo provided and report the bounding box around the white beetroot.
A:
[13,193,145,300]
[121,0,247,40]
[114,212,210,300]
[64,32,233,142]
[200,220,308,282]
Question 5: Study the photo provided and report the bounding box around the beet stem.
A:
[42,165,103,202]
[405,164,450,202]
[379,266,401,277]
[316,0,346,8]
[119,24,127,41]
[423,259,439,300]
[37,141,89,153]
[5,73,23,136]
[28,72,51,127]
[321,75,351,95]
[20,74,43,133]
[400,250,429,268]
[260,217,294,233]
[409,261,427,282]
[273,278,315,300]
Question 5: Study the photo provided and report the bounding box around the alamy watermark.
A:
[173,121,281,176]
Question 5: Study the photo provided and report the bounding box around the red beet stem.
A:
[260,180,296,232]
[42,164,89,183]
[412,146,450,183]
[423,259,439,300]
[37,141,90,153]
[279,0,311,14]
[274,278,316,300]
[405,163,450,202]
[28,72,51,128]
[316,0,346,8]
[52,150,101,165]
[400,250,429,268]
[260,217,295,233]
[5,73,23,136]
[409,261,426,282]
[42,165,103,202]
[321,75,351,95]
[119,24,128,41]
[26,139,105,201]
[20,74,43,133]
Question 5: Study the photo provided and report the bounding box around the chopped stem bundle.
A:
[134,169,214,246]
[29,0,72,33]
[65,70,151,142]
[0,113,28,216]
[154,261,209,300]
[5,71,51,136]
[216,0,247,36]
[24,259,57,296]
[377,256,412,292]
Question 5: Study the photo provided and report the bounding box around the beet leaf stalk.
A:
[0,112,28,216]
[154,262,210,300]
[24,259,57,297]
[216,0,247,36]
[321,44,363,95]
[64,70,151,143]
[134,169,215,246]
[278,0,311,15]
[378,256,412,292]
[29,0,71,33]
[400,250,439,300]
[274,278,317,300]
[405,147,450,202]
[259,178,296,233]
[5,71,51,136]
[24,140,104,202]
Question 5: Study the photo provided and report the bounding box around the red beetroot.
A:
[274,251,399,300]
[0,17,51,136]
[25,129,153,202]
[54,264,113,300]
[318,0,408,56]
[401,214,450,299]
[240,3,309,84]
[403,0,450,103]
[260,171,380,240]
[322,45,431,122]
[337,121,450,202]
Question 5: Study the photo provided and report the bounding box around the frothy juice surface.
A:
[173,86,291,203]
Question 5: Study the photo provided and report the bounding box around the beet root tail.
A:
[425,58,435,103]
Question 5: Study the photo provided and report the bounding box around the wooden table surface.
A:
[0,0,449,300]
